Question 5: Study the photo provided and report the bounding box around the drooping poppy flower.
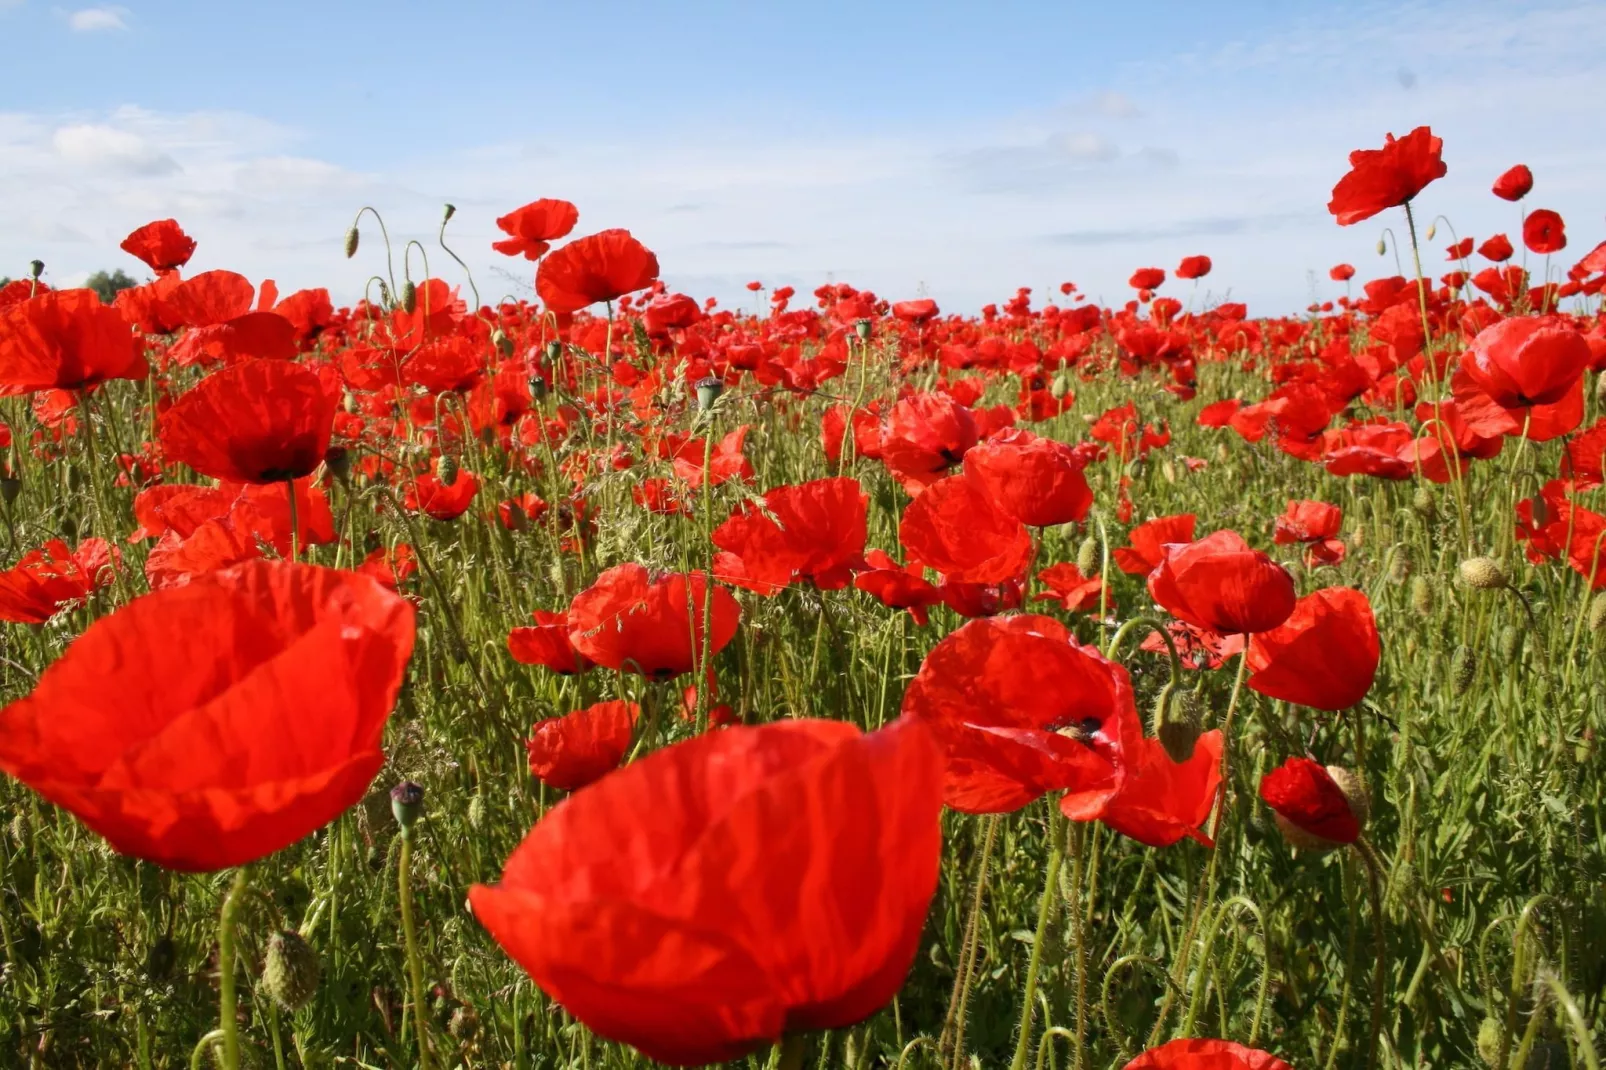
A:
[119,219,197,275]
[1522,209,1567,254]
[712,477,868,595]
[1032,562,1107,614]
[1064,730,1223,847]
[402,469,482,520]
[1326,126,1446,226]
[508,609,595,675]
[1479,234,1515,262]
[1272,499,1346,565]
[1491,164,1533,202]
[0,561,415,871]
[853,549,943,625]
[493,198,580,260]
[1120,1038,1293,1070]
[0,538,116,624]
[159,360,338,484]
[1129,267,1166,291]
[879,393,978,490]
[901,614,1139,813]
[963,427,1092,527]
[536,229,660,314]
[0,288,146,395]
[470,717,943,1067]
[1258,757,1362,847]
[526,700,639,792]
[1148,530,1296,635]
[1247,587,1379,710]
[1176,256,1212,280]
[1461,315,1590,408]
[898,473,1031,586]
[567,563,739,680]
[1112,513,1196,575]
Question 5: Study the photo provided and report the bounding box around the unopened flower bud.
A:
[390,780,424,833]
[1153,684,1203,763]
[1076,536,1099,577]
[1050,373,1072,400]
[1412,486,1436,520]
[1496,623,1520,660]
[400,279,417,314]
[262,930,321,1013]
[1459,556,1508,590]
[1451,644,1476,695]
[1388,548,1411,584]
[1410,575,1434,616]
[1589,591,1606,632]
[1376,238,1388,256]
[1425,222,1437,240]
[435,453,459,487]
[343,227,360,259]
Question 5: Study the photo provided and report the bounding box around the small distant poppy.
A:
[1112,513,1196,575]
[567,563,739,680]
[119,218,197,275]
[1491,164,1533,202]
[403,470,482,521]
[1148,530,1296,635]
[526,700,639,792]
[493,198,580,260]
[1259,757,1362,847]
[963,427,1092,527]
[1522,209,1567,255]
[1176,256,1212,280]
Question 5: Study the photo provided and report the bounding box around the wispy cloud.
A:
[66,5,128,32]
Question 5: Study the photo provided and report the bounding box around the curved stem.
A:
[1104,615,1183,687]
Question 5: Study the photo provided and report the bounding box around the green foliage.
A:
[84,268,138,305]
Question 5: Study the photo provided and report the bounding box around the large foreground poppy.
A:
[470,717,944,1066]
[1247,587,1380,710]
[1121,1038,1293,1070]
[159,360,339,484]
[0,561,415,871]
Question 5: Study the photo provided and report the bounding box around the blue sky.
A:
[2,0,1602,314]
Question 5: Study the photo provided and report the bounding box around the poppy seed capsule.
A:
[1076,536,1099,576]
[492,328,514,358]
[324,446,350,483]
[854,319,872,342]
[1050,373,1071,399]
[694,376,724,413]
[400,280,417,314]
[442,203,457,224]
[262,930,321,1012]
[343,227,359,259]
[1459,556,1508,589]
[28,260,44,280]
[543,339,563,363]
[390,780,424,833]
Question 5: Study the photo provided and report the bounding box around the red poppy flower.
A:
[1491,164,1534,202]
[0,561,415,871]
[1258,757,1360,846]
[357,544,417,591]
[403,470,482,520]
[498,493,549,531]
[0,288,146,395]
[1031,563,1107,614]
[1129,267,1166,290]
[508,609,595,675]
[1329,263,1356,282]
[1148,530,1296,635]
[1120,1038,1293,1070]
[879,393,978,490]
[1176,256,1212,280]
[963,427,1093,527]
[1247,587,1379,710]
[713,477,868,595]
[1272,500,1346,565]
[493,198,580,260]
[672,425,754,489]
[119,219,197,275]
[164,270,256,329]
[1140,621,1245,672]
[892,299,939,323]
[1522,209,1567,254]
[159,360,338,484]
[567,563,739,681]
[901,614,1139,813]
[0,538,116,624]
[1113,513,1196,575]
[853,549,943,625]
[169,311,299,366]
[1462,316,1590,408]
[1326,126,1446,226]
[143,517,262,591]
[526,700,639,792]
[899,473,1031,585]
[0,279,49,310]
[1479,234,1514,262]
[536,229,660,314]
[470,717,943,1066]
[1064,731,1222,847]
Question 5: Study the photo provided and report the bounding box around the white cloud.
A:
[1091,91,1143,119]
[67,5,128,31]
[52,123,177,174]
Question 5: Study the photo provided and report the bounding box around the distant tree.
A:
[0,277,9,290]
[85,269,138,305]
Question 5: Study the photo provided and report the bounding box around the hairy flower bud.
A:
[1076,536,1099,576]
[1590,592,1606,633]
[262,930,321,1013]
[1458,556,1508,590]
[390,780,424,833]
[435,453,459,488]
[343,227,360,259]
[1410,575,1434,616]
[1412,486,1436,520]
[1451,644,1477,695]
[400,279,417,314]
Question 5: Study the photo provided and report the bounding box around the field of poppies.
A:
[0,124,1602,1070]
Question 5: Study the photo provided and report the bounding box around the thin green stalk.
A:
[216,868,252,1070]
[1009,807,1067,1070]
[398,830,432,1070]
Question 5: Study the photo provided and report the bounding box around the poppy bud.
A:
[1412,486,1436,520]
[1076,536,1099,576]
[1458,556,1508,589]
[435,453,459,487]
[492,328,514,358]
[1451,644,1476,695]
[1216,442,1231,463]
[1161,459,1177,484]
[390,780,424,833]
[544,340,563,363]
[467,794,486,831]
[1388,548,1411,584]
[1050,373,1072,400]
[1425,222,1437,240]
[262,930,321,1013]
[343,227,360,259]
[1589,592,1606,632]
[1376,237,1388,256]
[1496,623,1521,660]
[694,376,724,413]
[442,203,457,224]
[400,279,417,314]
[1410,575,1434,616]
[0,475,19,505]
[1153,684,1203,764]
[324,446,350,483]
[854,319,872,342]
[1475,1017,1502,1067]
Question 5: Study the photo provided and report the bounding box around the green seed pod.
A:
[1049,373,1071,400]
[1452,644,1477,695]
[435,453,459,487]
[324,446,350,483]
[28,260,44,280]
[543,339,563,363]
[400,279,417,314]
[1588,592,1606,632]
[442,203,457,225]
[492,327,514,358]
[1496,623,1521,660]
[467,794,486,832]
[694,376,724,413]
[342,227,359,259]
[1161,459,1177,484]
[1476,1016,1502,1067]
[1076,536,1100,577]
[262,930,321,1013]
[853,319,872,342]
[1412,486,1436,520]
[1459,556,1508,590]
[1388,548,1412,584]
[1410,575,1435,617]
[1216,442,1231,464]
